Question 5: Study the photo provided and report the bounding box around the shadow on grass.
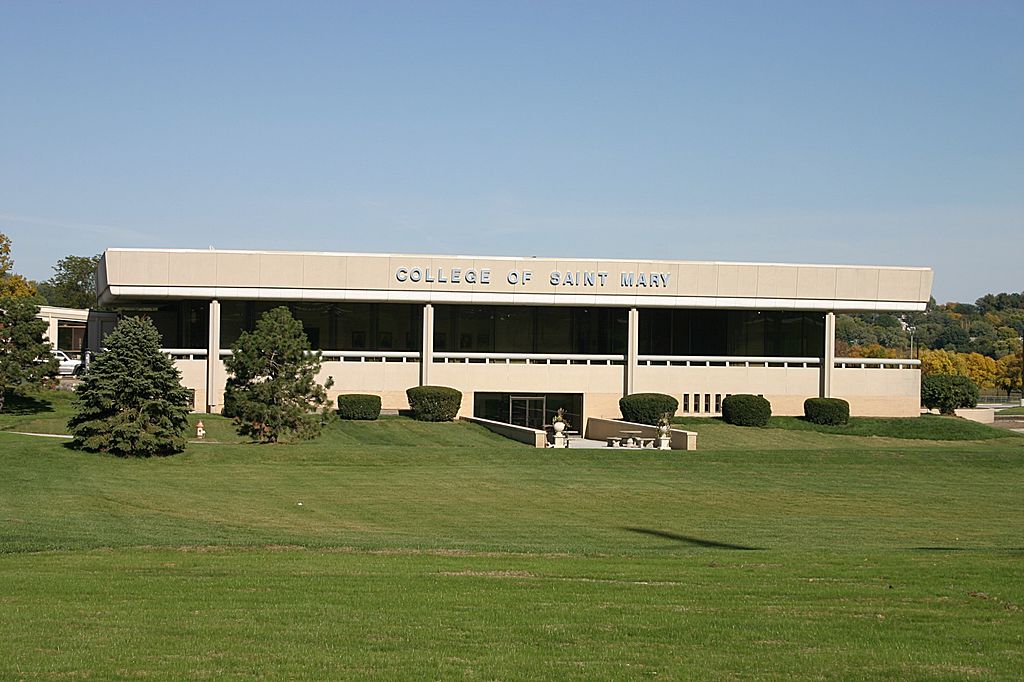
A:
[1,392,56,416]
[624,527,764,550]
[910,546,1024,552]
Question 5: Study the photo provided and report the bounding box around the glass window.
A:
[639,309,824,357]
[220,302,421,351]
[435,305,627,355]
[473,392,584,428]
[118,300,209,348]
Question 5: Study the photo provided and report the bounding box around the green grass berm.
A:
[1,390,1022,679]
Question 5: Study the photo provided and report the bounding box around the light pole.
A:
[907,325,916,360]
[1019,325,1023,407]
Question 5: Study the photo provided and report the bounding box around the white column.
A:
[46,317,59,349]
[420,303,433,386]
[206,299,221,413]
[821,312,835,398]
[626,307,639,396]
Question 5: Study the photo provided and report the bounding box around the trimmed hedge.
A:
[619,393,679,425]
[804,397,850,426]
[921,374,979,415]
[722,394,771,427]
[406,385,462,422]
[337,394,381,420]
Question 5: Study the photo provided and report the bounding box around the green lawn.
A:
[2,390,1023,679]
[673,414,1021,451]
[997,406,1024,416]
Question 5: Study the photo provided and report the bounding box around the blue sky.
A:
[1,1,1021,303]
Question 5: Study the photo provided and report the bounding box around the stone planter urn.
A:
[553,420,566,434]
[657,418,672,450]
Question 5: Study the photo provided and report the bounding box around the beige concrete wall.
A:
[100,248,932,309]
[174,359,209,412]
[585,417,697,450]
[949,408,995,424]
[318,361,420,411]
[459,416,547,448]
[832,367,921,417]
[174,355,922,420]
[200,358,420,414]
[430,362,625,418]
[635,365,821,416]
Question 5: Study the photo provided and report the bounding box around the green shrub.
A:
[721,394,771,427]
[337,394,381,420]
[406,385,462,422]
[619,393,679,425]
[921,375,979,416]
[804,397,850,426]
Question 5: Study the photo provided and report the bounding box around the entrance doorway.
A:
[474,392,583,430]
[509,396,545,430]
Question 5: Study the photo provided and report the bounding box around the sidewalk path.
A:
[3,431,72,439]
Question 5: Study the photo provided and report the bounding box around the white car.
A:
[51,350,83,376]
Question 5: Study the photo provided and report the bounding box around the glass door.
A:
[509,396,546,430]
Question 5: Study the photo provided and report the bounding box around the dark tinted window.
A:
[434,305,628,355]
[118,300,209,349]
[220,302,422,351]
[638,309,824,357]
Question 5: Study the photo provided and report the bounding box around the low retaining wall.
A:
[459,416,547,448]
[585,417,697,451]
[921,408,996,424]
[955,408,995,424]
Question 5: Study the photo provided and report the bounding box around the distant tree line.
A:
[838,293,1024,361]
[838,292,1024,396]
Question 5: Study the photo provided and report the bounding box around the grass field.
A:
[2,391,1023,679]
[997,406,1024,416]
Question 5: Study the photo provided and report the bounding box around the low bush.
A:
[921,375,979,416]
[722,394,771,427]
[619,393,679,425]
[337,394,382,420]
[804,397,850,426]
[406,385,462,422]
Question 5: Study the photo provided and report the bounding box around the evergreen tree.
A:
[68,317,191,456]
[223,306,334,443]
[0,296,57,412]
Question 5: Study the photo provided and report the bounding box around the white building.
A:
[96,248,932,425]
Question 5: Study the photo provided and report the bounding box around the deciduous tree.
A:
[0,233,36,298]
[962,352,997,389]
[919,349,967,377]
[996,353,1022,398]
[37,254,101,309]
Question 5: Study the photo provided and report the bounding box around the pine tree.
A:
[68,317,191,456]
[0,296,58,412]
[223,306,334,443]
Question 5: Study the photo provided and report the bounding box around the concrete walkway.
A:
[557,436,669,450]
[5,431,72,439]
[565,437,608,449]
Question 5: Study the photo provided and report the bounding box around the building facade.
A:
[96,249,932,425]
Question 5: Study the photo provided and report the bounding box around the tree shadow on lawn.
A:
[1,391,56,416]
[910,546,1024,553]
[624,527,764,551]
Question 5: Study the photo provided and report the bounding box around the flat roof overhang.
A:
[97,248,933,313]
